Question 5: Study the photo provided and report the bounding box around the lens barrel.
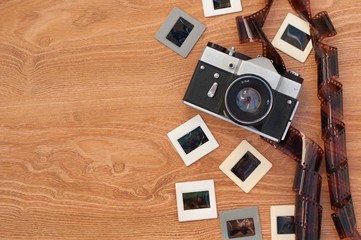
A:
[225,75,273,125]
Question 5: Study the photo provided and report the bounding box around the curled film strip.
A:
[263,127,324,239]
[288,0,360,238]
[235,0,324,238]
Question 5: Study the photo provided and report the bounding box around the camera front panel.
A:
[258,92,298,140]
[183,61,234,115]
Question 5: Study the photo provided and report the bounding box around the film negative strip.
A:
[235,1,325,238]
[328,163,351,210]
[236,0,360,238]
[293,164,322,203]
[332,198,359,239]
[288,0,360,238]
[262,127,324,239]
[295,195,323,233]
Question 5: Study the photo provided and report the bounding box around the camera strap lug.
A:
[229,47,236,56]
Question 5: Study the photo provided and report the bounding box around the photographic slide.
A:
[280,24,310,51]
[182,191,210,210]
[155,7,206,57]
[220,207,262,240]
[213,0,232,10]
[177,126,209,154]
[231,151,261,182]
[166,17,194,47]
[167,115,218,166]
[202,0,242,17]
[227,218,256,238]
[277,216,295,235]
[219,140,272,193]
[272,13,312,62]
[271,205,295,240]
[175,179,217,222]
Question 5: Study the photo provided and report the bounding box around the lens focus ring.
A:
[225,75,273,125]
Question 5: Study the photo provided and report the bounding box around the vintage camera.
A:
[183,42,303,142]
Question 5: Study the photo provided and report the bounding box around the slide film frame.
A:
[293,164,322,203]
[332,198,357,238]
[271,205,295,240]
[167,114,219,166]
[202,0,242,17]
[272,13,313,63]
[295,195,323,232]
[219,140,272,193]
[175,179,217,222]
[155,7,206,58]
[219,207,262,240]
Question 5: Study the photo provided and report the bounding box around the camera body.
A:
[183,42,303,142]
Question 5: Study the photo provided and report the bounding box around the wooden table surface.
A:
[1,0,361,239]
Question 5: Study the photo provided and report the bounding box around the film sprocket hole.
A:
[183,42,304,142]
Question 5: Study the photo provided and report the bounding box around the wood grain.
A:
[0,0,361,239]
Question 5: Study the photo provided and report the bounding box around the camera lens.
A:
[225,75,273,125]
[236,87,262,113]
